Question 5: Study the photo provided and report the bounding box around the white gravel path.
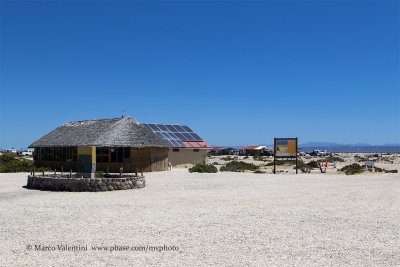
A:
[0,170,399,266]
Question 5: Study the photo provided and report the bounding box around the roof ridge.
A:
[62,117,122,126]
[145,123,189,126]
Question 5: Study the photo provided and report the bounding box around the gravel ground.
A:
[0,170,399,266]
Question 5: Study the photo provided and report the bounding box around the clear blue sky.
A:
[1,1,399,149]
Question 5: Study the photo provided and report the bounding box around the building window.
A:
[117,147,123,162]
[54,147,62,161]
[96,147,109,163]
[110,148,117,162]
[124,147,130,162]
[35,147,76,162]
[173,148,179,152]
[72,147,77,162]
[96,147,128,163]
[193,149,200,152]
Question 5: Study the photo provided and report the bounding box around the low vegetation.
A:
[0,153,34,173]
[220,161,259,172]
[338,163,364,175]
[354,155,369,162]
[253,170,265,174]
[253,156,268,162]
[296,161,313,170]
[221,156,237,161]
[306,160,320,169]
[265,161,285,166]
[265,160,319,170]
[189,163,218,173]
[95,171,105,178]
[373,166,398,173]
[324,156,345,162]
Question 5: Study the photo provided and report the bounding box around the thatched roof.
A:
[29,116,171,148]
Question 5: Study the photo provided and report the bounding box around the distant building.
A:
[209,147,236,156]
[4,149,18,154]
[142,123,211,167]
[239,146,271,156]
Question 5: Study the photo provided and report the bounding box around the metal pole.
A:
[273,138,276,174]
[296,137,297,174]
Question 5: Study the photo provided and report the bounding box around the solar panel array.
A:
[142,123,203,147]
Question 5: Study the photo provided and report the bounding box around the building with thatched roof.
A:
[29,116,171,174]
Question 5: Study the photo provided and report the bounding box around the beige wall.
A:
[168,148,207,167]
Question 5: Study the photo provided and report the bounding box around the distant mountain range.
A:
[299,142,400,147]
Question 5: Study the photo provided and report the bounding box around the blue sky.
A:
[1,1,399,148]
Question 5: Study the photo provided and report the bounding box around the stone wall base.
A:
[27,175,145,192]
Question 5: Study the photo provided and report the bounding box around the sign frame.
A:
[273,137,298,174]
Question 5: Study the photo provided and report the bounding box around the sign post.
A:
[274,137,298,174]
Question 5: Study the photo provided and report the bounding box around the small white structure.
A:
[21,149,34,156]
[4,149,18,153]
[365,161,374,167]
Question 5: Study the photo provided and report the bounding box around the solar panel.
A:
[157,124,169,131]
[148,124,160,131]
[142,123,204,146]
[155,132,164,138]
[165,125,177,132]
[167,140,175,146]
[174,132,186,140]
[170,140,181,147]
[172,125,185,132]
[175,140,185,146]
[181,125,193,133]
[189,133,202,140]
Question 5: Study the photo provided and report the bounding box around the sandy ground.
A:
[0,170,399,266]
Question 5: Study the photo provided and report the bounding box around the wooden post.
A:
[33,167,35,176]
[43,169,45,177]
[135,168,138,177]
[70,169,72,178]
[54,169,56,178]
[30,168,32,175]
[61,166,63,177]
[141,168,143,176]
